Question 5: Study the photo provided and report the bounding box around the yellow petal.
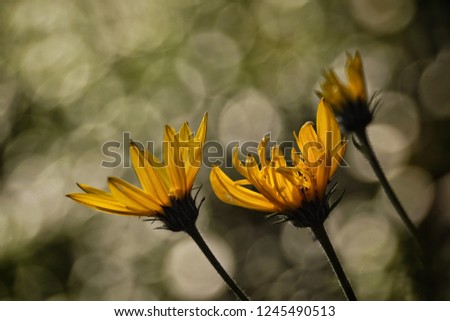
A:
[314,163,330,200]
[164,125,187,197]
[130,144,170,205]
[270,145,287,168]
[291,147,302,168]
[267,166,302,209]
[297,122,323,165]
[232,147,249,179]
[258,134,270,168]
[210,166,278,212]
[194,112,208,145]
[76,183,111,196]
[108,177,161,212]
[276,167,305,186]
[265,148,296,207]
[244,156,285,209]
[179,122,193,142]
[321,70,353,109]
[145,151,171,187]
[130,145,156,192]
[316,99,340,155]
[185,112,208,190]
[346,51,366,101]
[316,100,347,178]
[233,178,252,186]
[67,193,150,216]
[178,122,193,167]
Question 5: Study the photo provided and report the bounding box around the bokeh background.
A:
[0,0,449,300]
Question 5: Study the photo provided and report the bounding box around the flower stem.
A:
[311,224,357,301]
[185,224,250,301]
[354,129,419,241]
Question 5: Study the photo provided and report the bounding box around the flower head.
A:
[291,99,347,201]
[318,51,373,132]
[67,113,208,231]
[210,100,346,228]
[210,135,302,214]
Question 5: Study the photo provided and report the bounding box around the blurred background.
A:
[0,0,449,300]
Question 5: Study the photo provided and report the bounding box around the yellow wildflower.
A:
[210,100,346,227]
[67,113,207,231]
[319,51,373,132]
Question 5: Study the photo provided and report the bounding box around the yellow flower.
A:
[291,99,347,201]
[210,100,346,227]
[210,135,301,213]
[67,113,207,229]
[318,51,373,132]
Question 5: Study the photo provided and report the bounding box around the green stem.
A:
[354,129,419,241]
[185,224,250,301]
[311,224,357,301]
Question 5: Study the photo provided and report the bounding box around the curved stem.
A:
[354,129,419,241]
[311,224,357,301]
[185,224,250,301]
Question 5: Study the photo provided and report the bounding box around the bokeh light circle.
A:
[164,233,234,299]
[219,89,282,143]
[348,0,416,34]
[419,50,450,118]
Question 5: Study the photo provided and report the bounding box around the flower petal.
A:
[108,177,161,212]
[210,166,278,212]
[267,166,302,209]
[145,152,171,187]
[194,112,208,145]
[258,134,270,168]
[244,156,286,209]
[164,125,187,197]
[316,99,341,155]
[130,144,170,206]
[179,122,192,142]
[76,183,111,196]
[232,147,249,179]
[346,51,366,101]
[296,121,323,165]
[67,193,150,216]
[270,145,287,168]
[233,178,252,186]
[314,162,330,200]
[185,112,208,190]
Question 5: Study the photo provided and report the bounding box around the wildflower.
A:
[210,100,347,228]
[320,52,419,241]
[67,113,208,232]
[210,100,355,300]
[67,113,250,300]
[318,51,373,133]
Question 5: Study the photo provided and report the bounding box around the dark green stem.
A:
[311,224,357,301]
[185,224,250,301]
[354,129,419,241]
